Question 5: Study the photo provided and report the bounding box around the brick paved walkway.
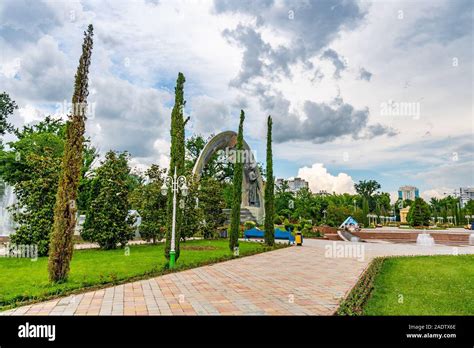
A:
[2,239,474,316]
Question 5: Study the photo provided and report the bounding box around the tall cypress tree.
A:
[229,110,245,251]
[264,115,275,246]
[48,25,93,282]
[165,72,187,261]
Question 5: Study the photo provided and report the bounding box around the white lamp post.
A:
[161,166,188,269]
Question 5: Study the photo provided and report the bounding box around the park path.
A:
[2,239,474,316]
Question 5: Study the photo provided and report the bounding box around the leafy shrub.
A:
[244,220,256,230]
[337,257,386,316]
[274,215,283,224]
[283,218,294,231]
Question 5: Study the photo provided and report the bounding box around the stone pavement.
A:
[2,239,474,316]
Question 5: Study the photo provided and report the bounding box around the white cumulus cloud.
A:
[297,163,355,194]
[421,187,453,201]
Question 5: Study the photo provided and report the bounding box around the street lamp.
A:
[161,166,188,269]
[353,199,357,211]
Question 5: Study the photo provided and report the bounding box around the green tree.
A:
[0,117,94,256]
[184,134,207,174]
[362,197,369,226]
[82,151,134,249]
[264,116,275,246]
[129,164,167,244]
[3,119,65,256]
[180,177,201,240]
[165,72,188,261]
[229,110,245,251]
[197,177,226,239]
[407,197,431,227]
[464,200,474,215]
[48,25,94,282]
[0,92,17,137]
[326,204,352,227]
[355,179,381,215]
[293,187,315,220]
[274,180,294,218]
[354,180,381,198]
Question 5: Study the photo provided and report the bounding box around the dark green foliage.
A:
[362,197,369,226]
[354,179,382,220]
[407,197,431,227]
[165,72,187,261]
[48,25,94,282]
[264,116,275,246]
[273,215,283,224]
[82,151,134,249]
[430,195,468,225]
[6,120,64,256]
[0,92,17,136]
[198,177,226,239]
[129,165,167,243]
[0,117,95,256]
[464,200,474,215]
[326,204,352,227]
[229,110,245,251]
[275,180,294,218]
[180,177,202,240]
[76,143,98,213]
[354,180,381,199]
[293,187,316,219]
[221,182,233,208]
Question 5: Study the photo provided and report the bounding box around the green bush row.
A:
[336,257,386,316]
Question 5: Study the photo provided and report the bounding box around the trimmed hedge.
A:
[336,257,387,316]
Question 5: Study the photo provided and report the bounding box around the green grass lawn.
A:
[0,239,279,310]
[363,255,474,315]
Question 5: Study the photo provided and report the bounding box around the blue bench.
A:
[244,228,295,243]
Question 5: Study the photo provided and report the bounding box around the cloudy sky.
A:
[0,0,472,201]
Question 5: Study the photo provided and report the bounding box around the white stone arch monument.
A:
[192,131,265,223]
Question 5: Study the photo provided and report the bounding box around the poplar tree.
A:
[229,110,245,251]
[264,116,275,246]
[165,72,187,261]
[48,25,93,282]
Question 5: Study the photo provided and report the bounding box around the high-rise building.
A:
[398,185,419,200]
[459,187,474,208]
[275,177,309,193]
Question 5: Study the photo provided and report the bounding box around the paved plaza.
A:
[2,239,474,316]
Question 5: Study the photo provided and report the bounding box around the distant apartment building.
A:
[275,177,309,193]
[398,185,419,201]
[459,187,474,208]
